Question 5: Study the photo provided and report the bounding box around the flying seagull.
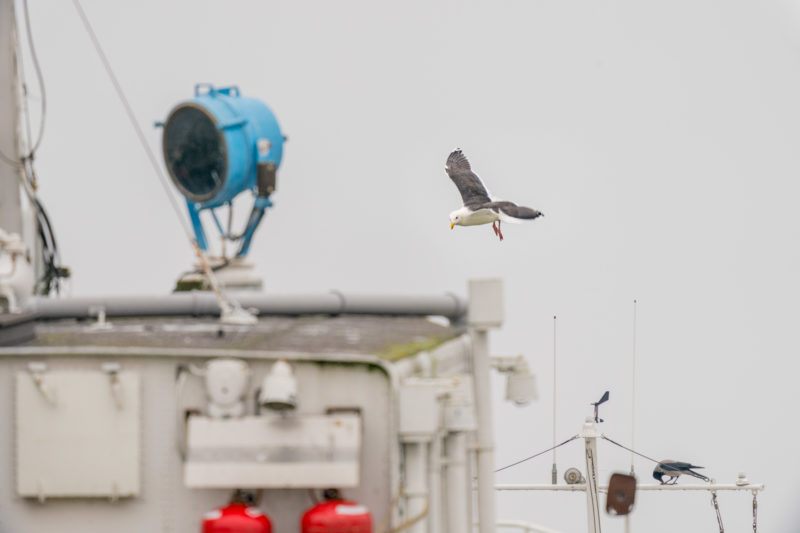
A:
[652,460,710,485]
[445,149,542,241]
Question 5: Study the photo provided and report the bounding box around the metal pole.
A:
[428,434,442,533]
[405,441,429,533]
[552,315,558,484]
[0,0,23,236]
[494,483,765,492]
[472,328,497,533]
[444,432,469,533]
[583,418,602,533]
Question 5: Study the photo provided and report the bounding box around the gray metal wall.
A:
[0,352,394,533]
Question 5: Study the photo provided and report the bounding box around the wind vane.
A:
[591,391,609,423]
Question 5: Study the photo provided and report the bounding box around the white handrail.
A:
[495,483,765,492]
[495,520,565,533]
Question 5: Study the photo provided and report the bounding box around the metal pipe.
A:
[428,433,442,533]
[495,483,765,492]
[471,328,496,533]
[494,520,565,533]
[496,484,589,492]
[0,0,23,236]
[405,441,429,533]
[444,432,469,533]
[628,484,765,492]
[25,291,467,320]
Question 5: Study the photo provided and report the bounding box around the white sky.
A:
[16,0,800,531]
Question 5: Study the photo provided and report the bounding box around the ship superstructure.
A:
[0,1,766,532]
[0,284,533,533]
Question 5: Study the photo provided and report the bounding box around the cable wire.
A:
[711,490,725,533]
[0,148,20,167]
[21,0,46,156]
[70,0,253,321]
[70,0,193,240]
[600,434,660,464]
[495,434,580,474]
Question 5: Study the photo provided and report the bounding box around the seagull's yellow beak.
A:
[450,222,455,230]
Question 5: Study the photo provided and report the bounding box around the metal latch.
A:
[28,362,56,405]
[102,362,124,409]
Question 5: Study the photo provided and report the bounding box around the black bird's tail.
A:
[685,469,710,482]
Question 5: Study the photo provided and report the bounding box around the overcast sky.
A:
[16,0,800,531]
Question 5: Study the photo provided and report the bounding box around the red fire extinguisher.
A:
[301,489,372,533]
[202,491,272,533]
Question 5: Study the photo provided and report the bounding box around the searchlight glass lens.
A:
[164,106,225,201]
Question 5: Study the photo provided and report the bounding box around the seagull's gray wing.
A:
[446,149,491,206]
[487,201,543,223]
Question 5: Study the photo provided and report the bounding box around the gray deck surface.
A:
[23,314,462,360]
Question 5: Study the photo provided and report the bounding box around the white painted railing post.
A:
[583,418,602,533]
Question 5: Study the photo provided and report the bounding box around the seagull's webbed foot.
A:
[497,221,504,241]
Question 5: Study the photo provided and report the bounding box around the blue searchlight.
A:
[158,84,284,257]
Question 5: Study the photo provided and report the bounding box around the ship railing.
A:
[495,482,765,492]
[495,519,564,533]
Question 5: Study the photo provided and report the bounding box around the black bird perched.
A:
[652,460,710,485]
[445,149,543,241]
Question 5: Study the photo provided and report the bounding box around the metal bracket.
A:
[102,362,124,409]
[28,362,56,405]
[88,305,112,330]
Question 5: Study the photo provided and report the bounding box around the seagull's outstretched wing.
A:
[446,149,491,206]
[488,201,543,224]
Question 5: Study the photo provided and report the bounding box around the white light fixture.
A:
[505,371,538,407]
[491,355,538,407]
[258,360,297,412]
[204,358,251,418]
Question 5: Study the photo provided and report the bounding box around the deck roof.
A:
[13,314,463,360]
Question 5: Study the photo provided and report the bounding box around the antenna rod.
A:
[552,315,557,484]
[631,299,638,475]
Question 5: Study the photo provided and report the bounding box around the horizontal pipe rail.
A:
[495,519,564,533]
[495,483,764,492]
[25,291,467,321]
[496,484,588,492]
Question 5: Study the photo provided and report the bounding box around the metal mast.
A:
[0,0,23,236]
[467,279,503,533]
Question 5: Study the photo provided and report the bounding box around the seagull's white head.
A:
[449,207,470,229]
